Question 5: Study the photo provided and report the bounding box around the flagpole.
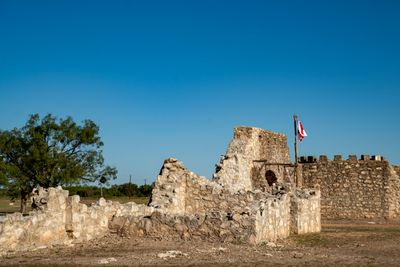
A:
[293,113,299,186]
[293,113,299,165]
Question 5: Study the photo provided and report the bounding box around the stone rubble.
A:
[157,250,188,259]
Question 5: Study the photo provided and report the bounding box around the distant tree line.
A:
[0,182,154,199]
[65,182,154,198]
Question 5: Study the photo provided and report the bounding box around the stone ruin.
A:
[0,187,154,255]
[0,126,321,255]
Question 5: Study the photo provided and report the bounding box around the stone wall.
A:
[150,158,254,217]
[251,162,295,192]
[0,188,69,253]
[213,127,291,192]
[302,155,400,220]
[388,165,400,218]
[253,193,291,242]
[290,189,321,234]
[145,156,320,243]
[0,187,154,255]
[394,166,400,177]
[111,194,292,244]
[112,190,301,244]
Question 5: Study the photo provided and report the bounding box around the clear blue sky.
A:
[0,0,399,185]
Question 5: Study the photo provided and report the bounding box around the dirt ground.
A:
[1,221,400,267]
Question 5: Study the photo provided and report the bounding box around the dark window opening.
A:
[265,170,277,186]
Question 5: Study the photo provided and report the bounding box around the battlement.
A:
[299,154,386,164]
[301,153,400,220]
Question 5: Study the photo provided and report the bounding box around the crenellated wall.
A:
[301,155,400,220]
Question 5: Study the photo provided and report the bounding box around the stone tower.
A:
[213,126,292,192]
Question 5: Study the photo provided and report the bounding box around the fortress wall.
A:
[387,165,400,218]
[301,155,399,220]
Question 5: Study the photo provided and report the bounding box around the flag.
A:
[298,120,307,141]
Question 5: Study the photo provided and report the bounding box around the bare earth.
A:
[1,221,400,267]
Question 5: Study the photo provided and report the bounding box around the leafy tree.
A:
[118,182,139,197]
[139,183,154,197]
[0,114,117,212]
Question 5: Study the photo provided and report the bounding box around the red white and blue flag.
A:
[298,120,307,141]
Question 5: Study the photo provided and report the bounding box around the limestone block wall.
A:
[251,161,295,192]
[110,210,256,243]
[302,155,400,220]
[114,184,312,244]
[111,193,293,244]
[149,158,227,215]
[150,158,258,217]
[213,127,291,192]
[147,156,321,243]
[253,194,291,242]
[387,165,400,218]
[0,188,69,253]
[0,187,154,255]
[290,189,321,234]
[394,166,400,177]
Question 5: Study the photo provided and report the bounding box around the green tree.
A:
[139,183,154,197]
[0,114,117,212]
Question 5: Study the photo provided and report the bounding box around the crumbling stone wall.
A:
[394,166,400,177]
[251,162,294,192]
[0,187,154,255]
[119,127,320,243]
[0,188,69,253]
[302,155,400,220]
[213,127,291,192]
[143,156,320,243]
[150,158,253,216]
[111,194,292,244]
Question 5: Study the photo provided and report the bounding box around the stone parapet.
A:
[299,154,386,164]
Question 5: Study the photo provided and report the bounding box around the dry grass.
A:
[290,233,330,247]
[3,222,400,266]
[0,197,20,214]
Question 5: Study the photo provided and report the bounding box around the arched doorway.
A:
[265,170,277,186]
